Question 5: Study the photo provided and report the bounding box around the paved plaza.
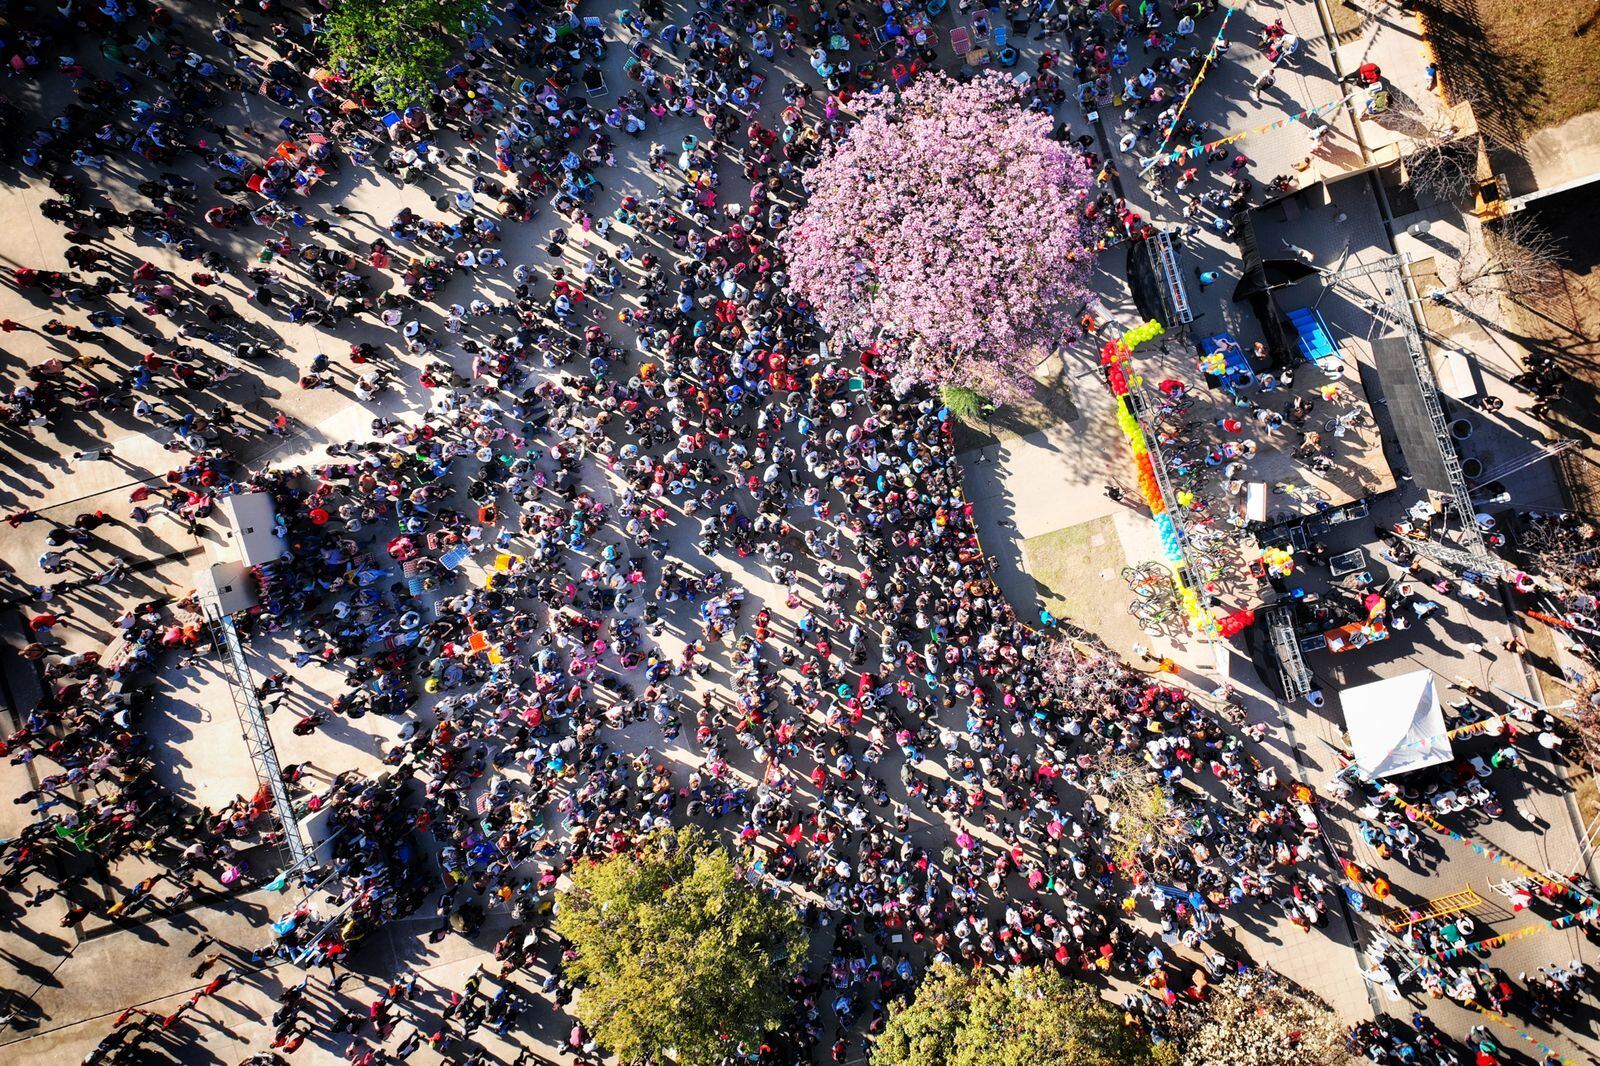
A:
[0,0,1597,1064]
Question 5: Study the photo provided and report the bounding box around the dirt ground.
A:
[1417,0,1600,140]
[1328,0,1369,40]
[1511,184,1600,497]
[1574,762,1599,851]
[1507,182,1600,846]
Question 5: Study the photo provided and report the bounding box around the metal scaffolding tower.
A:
[203,607,309,873]
[1320,254,1505,577]
[1263,603,1313,700]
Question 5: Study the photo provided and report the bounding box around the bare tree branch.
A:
[1446,213,1565,303]
[1089,750,1192,873]
[1403,137,1479,204]
[1384,95,1483,204]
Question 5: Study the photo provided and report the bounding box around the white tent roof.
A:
[1341,670,1453,778]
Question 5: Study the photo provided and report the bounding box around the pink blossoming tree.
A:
[781,71,1098,401]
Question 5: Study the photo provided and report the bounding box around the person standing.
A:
[190,951,224,979]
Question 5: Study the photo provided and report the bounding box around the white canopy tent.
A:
[1341,670,1453,778]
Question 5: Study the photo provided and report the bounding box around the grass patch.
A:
[1419,0,1600,138]
[1021,517,1153,655]
[1327,0,1368,40]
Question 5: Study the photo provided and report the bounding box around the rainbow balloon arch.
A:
[1101,322,1219,638]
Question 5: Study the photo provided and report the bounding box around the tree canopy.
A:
[322,0,488,108]
[1172,969,1347,1066]
[554,827,807,1065]
[781,70,1098,402]
[1091,750,1193,873]
[873,965,1175,1066]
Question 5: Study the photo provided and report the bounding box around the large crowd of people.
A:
[1,0,1597,1064]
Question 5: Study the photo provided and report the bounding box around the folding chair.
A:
[582,66,608,98]
[401,558,426,598]
[949,27,971,53]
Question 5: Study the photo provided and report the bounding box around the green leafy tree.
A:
[874,965,1175,1066]
[939,385,993,424]
[554,827,807,1065]
[322,0,488,108]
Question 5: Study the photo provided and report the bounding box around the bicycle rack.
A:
[1126,375,1215,623]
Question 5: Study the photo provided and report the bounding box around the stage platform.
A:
[1133,320,1397,532]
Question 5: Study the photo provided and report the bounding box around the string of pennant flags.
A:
[1471,1001,1575,1065]
[1146,9,1363,173]
[1147,89,1364,170]
[1445,712,1515,740]
[1142,7,1234,172]
[1390,795,1597,907]
[1426,904,1599,962]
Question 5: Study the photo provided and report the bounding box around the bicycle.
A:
[1129,598,1171,631]
[1272,481,1329,503]
[1186,526,1234,550]
[1155,417,1198,438]
[1187,550,1229,584]
[1121,562,1174,601]
[1323,409,1368,438]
